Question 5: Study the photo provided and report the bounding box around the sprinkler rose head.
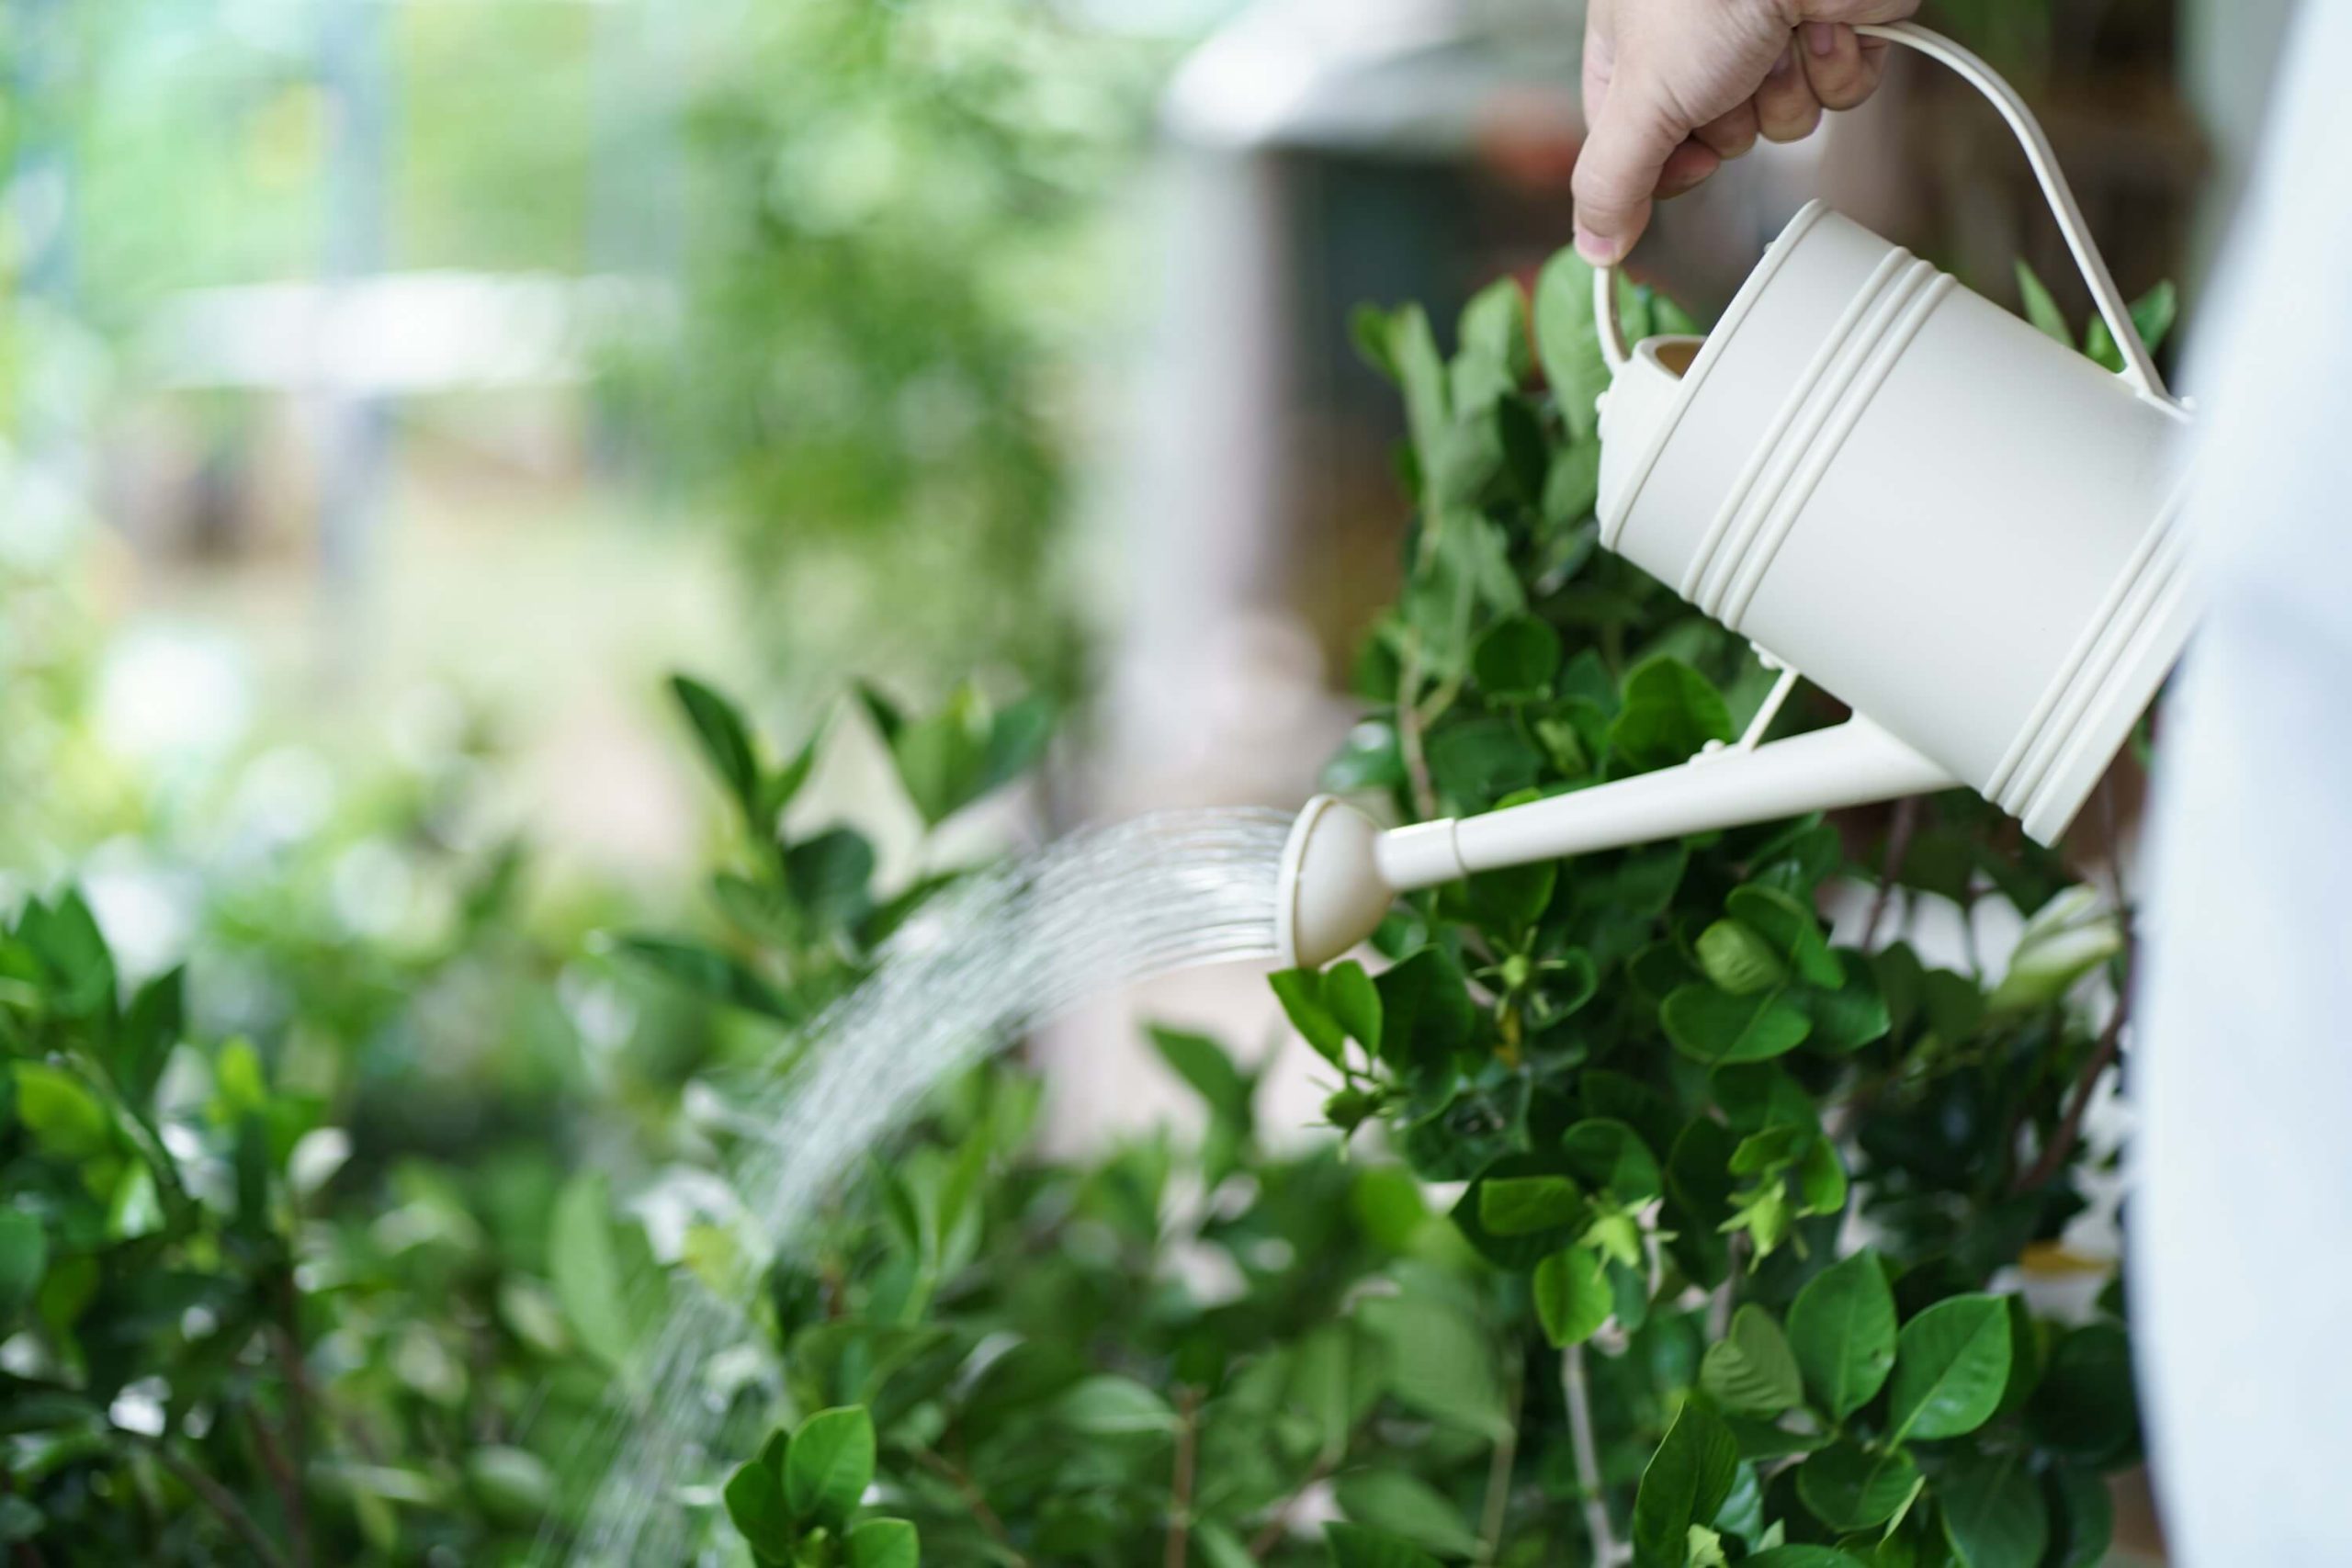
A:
[1274,795,1394,969]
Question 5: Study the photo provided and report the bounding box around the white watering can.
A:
[1276,22,2195,969]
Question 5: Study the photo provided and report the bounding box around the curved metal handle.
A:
[1592,20,2167,400]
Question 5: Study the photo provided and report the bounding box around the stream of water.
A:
[565,807,1295,1563]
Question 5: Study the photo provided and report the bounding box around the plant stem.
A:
[134,1432,290,1568]
[1475,1361,1523,1564]
[1398,637,1441,822]
[1165,1387,1198,1568]
[916,1448,1026,1566]
[243,1404,307,1568]
[1561,1345,1624,1567]
[2012,945,2133,1195]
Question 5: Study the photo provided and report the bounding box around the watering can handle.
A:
[1591,20,2169,403]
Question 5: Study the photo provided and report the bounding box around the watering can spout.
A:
[1274,717,1956,969]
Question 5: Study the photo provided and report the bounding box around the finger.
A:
[1656,138,1723,200]
[1800,21,1874,111]
[1691,99,1759,163]
[1572,85,1687,264]
[1754,42,1825,144]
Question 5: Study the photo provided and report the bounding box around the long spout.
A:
[1274,716,1955,967]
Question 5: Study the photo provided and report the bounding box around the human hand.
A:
[1573,0,1921,265]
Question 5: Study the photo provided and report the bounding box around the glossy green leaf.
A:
[1662,984,1812,1065]
[1696,919,1788,996]
[1699,1305,1803,1417]
[672,675,764,829]
[1888,1295,2010,1441]
[1793,1441,1922,1532]
[1476,1174,1582,1237]
[1560,1118,1661,1201]
[1534,250,1610,441]
[1056,1375,1178,1436]
[1333,1469,1480,1560]
[785,1406,876,1527]
[1938,1450,2048,1568]
[1789,1251,1897,1420]
[1326,961,1384,1053]
[1611,658,1735,772]
[1473,615,1562,698]
[724,1454,795,1562]
[1270,969,1348,1066]
[1533,1247,1611,1348]
[1359,1293,1509,1440]
[846,1517,920,1568]
[2014,260,2072,344]
[1631,1400,1737,1568]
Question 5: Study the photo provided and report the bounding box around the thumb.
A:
[1572,94,1684,265]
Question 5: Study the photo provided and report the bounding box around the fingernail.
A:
[1805,21,1838,56]
[1575,225,1620,266]
[1770,43,1796,78]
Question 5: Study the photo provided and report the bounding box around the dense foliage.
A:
[3,257,2166,1568]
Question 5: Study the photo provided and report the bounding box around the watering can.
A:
[1276,22,2194,969]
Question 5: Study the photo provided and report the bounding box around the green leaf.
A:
[549,1172,636,1373]
[1532,1247,1612,1347]
[1056,1375,1178,1436]
[1374,947,1476,1071]
[1560,1118,1662,1201]
[1477,1175,1582,1237]
[1698,1305,1803,1417]
[1271,970,1348,1066]
[2085,280,2180,373]
[13,1062,111,1160]
[2014,261,2072,344]
[1326,961,1384,1053]
[1535,249,1611,441]
[846,1517,920,1568]
[1888,1295,2010,1441]
[672,675,764,829]
[1793,1441,1922,1532]
[1938,1450,2048,1568]
[1334,1469,1481,1560]
[2049,1463,2114,1568]
[1795,978,1891,1054]
[978,694,1056,798]
[724,1455,795,1562]
[1611,658,1735,772]
[888,686,991,826]
[786,1406,876,1528]
[785,828,877,930]
[1789,1251,1897,1420]
[1661,985,1812,1065]
[0,1212,47,1322]
[1326,1521,1443,1568]
[1359,1293,1508,1440]
[18,892,116,1018]
[1196,1520,1259,1568]
[1741,1551,1868,1568]
[1543,440,1601,525]
[2027,1323,2136,1460]
[1696,919,1788,996]
[613,936,796,1022]
[1148,1026,1252,1129]
[1795,1138,1848,1217]
[1631,1400,1738,1568]
[1724,886,1842,988]
[1473,615,1563,698]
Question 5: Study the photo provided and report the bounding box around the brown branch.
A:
[133,1432,290,1568]
[1860,795,1921,950]
[1164,1387,1199,1568]
[916,1448,1025,1566]
[2013,947,2134,1195]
